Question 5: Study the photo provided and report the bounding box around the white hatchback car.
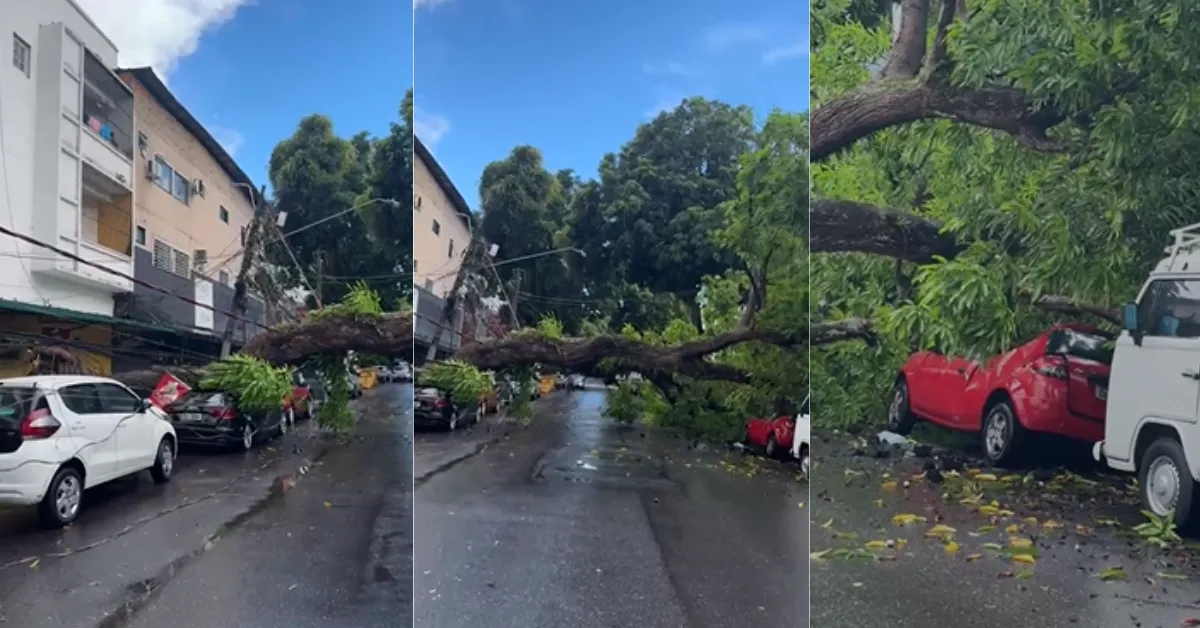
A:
[0,375,177,528]
[792,397,811,478]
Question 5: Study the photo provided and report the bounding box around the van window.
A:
[1138,279,1200,339]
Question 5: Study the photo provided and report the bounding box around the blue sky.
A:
[81,0,414,189]
[415,0,809,209]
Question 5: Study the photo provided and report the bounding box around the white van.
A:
[1095,223,1200,531]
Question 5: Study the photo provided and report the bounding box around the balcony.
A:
[80,50,134,187]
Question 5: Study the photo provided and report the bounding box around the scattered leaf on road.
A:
[944,541,960,554]
[891,513,924,526]
[881,480,898,491]
[1158,572,1189,580]
[966,553,983,562]
[1009,537,1033,549]
[1098,567,1127,581]
[865,540,889,550]
[925,524,957,539]
[1011,554,1036,565]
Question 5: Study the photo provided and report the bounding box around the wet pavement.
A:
[120,383,413,628]
[414,408,516,481]
[811,428,1200,628]
[414,389,808,628]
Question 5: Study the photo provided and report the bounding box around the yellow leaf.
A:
[996,509,1014,517]
[822,518,834,528]
[873,498,884,508]
[1023,517,1038,526]
[323,501,332,509]
[980,542,1003,551]
[811,549,832,560]
[1000,474,1021,483]
[976,473,998,482]
[1012,554,1037,565]
[1009,537,1033,549]
[967,468,982,477]
[865,540,889,550]
[881,480,898,491]
[1098,566,1127,581]
[944,541,960,553]
[891,513,924,526]
[925,524,957,538]
[1005,524,1020,534]
[978,505,1000,516]
[896,538,908,548]
[976,525,997,533]
[965,553,983,562]
[798,502,804,508]
[1042,520,1062,530]
[29,558,39,569]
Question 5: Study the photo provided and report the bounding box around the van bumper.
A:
[1092,440,1105,463]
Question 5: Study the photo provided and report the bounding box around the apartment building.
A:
[0,0,135,317]
[413,135,472,357]
[108,67,265,361]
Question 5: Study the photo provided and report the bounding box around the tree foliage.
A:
[810,0,1200,427]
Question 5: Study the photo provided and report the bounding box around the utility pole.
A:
[221,185,267,358]
[424,239,476,362]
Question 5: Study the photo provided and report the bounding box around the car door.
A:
[56,383,120,483]
[96,382,154,474]
[1108,277,1200,465]
[906,352,947,418]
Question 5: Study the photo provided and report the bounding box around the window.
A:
[12,34,30,77]
[219,206,229,224]
[1046,328,1115,365]
[95,383,140,414]
[448,238,455,259]
[135,226,146,246]
[171,171,190,204]
[1138,279,1200,339]
[58,384,104,415]
[219,270,230,285]
[432,219,441,236]
[153,238,190,278]
[154,157,190,204]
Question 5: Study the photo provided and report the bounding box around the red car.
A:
[888,324,1114,465]
[744,413,797,459]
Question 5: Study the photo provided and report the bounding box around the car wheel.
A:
[1139,437,1200,533]
[150,438,175,484]
[766,434,779,459]
[981,399,1024,467]
[38,466,83,528]
[239,423,255,451]
[887,380,917,435]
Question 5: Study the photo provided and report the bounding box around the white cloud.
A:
[762,41,808,65]
[414,0,454,10]
[209,126,244,157]
[75,0,251,78]
[642,61,696,77]
[414,109,450,147]
[704,24,769,52]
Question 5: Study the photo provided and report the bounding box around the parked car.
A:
[395,362,413,382]
[890,323,1113,466]
[0,375,177,528]
[289,371,316,421]
[1095,222,1200,530]
[569,374,585,390]
[792,397,810,478]
[744,409,799,460]
[414,387,482,431]
[164,390,293,451]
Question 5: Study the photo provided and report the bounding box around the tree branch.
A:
[810,198,963,264]
[1033,295,1121,327]
[883,0,931,79]
[241,312,414,366]
[810,318,875,346]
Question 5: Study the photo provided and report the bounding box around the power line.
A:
[0,224,266,331]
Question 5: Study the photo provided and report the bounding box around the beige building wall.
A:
[414,150,471,298]
[121,75,255,286]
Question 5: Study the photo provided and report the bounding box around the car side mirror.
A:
[140,398,153,412]
[1121,302,1138,332]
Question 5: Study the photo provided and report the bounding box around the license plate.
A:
[1095,386,1108,401]
[178,412,205,423]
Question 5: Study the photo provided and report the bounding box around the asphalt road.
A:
[811,429,1200,628]
[119,383,413,628]
[414,389,808,628]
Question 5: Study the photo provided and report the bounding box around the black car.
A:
[414,387,480,431]
[165,390,292,451]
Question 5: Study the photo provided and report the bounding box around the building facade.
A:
[413,136,472,298]
[1,0,135,316]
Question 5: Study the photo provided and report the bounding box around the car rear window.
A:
[1047,328,1114,365]
[0,386,37,422]
[171,391,228,409]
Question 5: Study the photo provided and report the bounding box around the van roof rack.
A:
[1165,222,1200,269]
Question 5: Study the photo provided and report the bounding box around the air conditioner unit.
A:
[191,179,206,197]
[193,249,208,270]
[144,160,158,181]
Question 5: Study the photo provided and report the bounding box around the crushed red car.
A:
[887,323,1113,465]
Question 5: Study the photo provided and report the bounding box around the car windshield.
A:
[1047,328,1115,365]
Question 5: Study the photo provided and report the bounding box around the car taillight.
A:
[434,398,448,408]
[1033,355,1068,380]
[209,407,238,421]
[21,409,60,440]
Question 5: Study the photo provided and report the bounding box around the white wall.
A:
[0,0,122,315]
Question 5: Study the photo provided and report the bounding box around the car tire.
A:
[887,380,917,435]
[38,466,83,529]
[238,423,255,451]
[766,434,780,459]
[981,398,1025,467]
[1139,437,1200,533]
[150,437,175,484]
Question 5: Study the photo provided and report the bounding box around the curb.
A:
[413,435,504,488]
[93,438,337,628]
